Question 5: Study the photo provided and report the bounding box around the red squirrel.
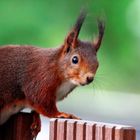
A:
[0,11,104,136]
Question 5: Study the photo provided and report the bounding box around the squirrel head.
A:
[59,11,105,86]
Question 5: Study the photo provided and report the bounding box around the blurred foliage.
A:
[0,0,140,93]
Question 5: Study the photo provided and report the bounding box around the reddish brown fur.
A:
[0,11,105,136]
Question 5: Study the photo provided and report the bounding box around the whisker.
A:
[91,72,115,93]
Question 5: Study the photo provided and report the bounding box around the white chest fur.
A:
[56,80,76,101]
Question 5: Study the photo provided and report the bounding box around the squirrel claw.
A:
[30,123,41,138]
[30,111,41,138]
[57,112,81,120]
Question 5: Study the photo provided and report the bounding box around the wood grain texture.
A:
[49,118,57,140]
[75,121,86,140]
[95,124,105,140]
[49,119,136,140]
[123,128,136,140]
[56,119,67,140]
[0,112,34,140]
[66,120,76,140]
[115,127,124,140]
[85,122,96,140]
[105,126,115,140]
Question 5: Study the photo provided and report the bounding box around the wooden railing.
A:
[49,118,136,140]
[0,112,34,140]
[0,113,136,140]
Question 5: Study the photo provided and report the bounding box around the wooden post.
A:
[49,119,136,140]
[0,112,34,140]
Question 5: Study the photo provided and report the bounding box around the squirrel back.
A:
[0,11,105,125]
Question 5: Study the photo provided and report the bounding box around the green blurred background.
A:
[0,0,139,93]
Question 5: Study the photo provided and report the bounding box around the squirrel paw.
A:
[30,111,41,138]
[31,122,41,138]
[57,112,81,120]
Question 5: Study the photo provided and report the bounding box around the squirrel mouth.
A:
[80,82,90,86]
[80,79,94,86]
[79,75,94,86]
[80,83,86,86]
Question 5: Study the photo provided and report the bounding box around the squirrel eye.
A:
[72,56,79,64]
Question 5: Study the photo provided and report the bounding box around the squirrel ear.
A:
[64,10,87,52]
[93,20,105,51]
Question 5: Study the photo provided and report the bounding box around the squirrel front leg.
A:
[49,103,81,119]
[30,99,80,137]
[33,101,80,120]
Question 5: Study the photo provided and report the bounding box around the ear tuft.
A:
[65,10,87,49]
[93,20,105,51]
[98,20,105,37]
[73,10,87,39]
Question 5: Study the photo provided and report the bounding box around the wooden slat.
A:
[49,118,57,140]
[66,120,76,140]
[0,112,35,140]
[105,126,115,140]
[115,127,124,140]
[95,124,105,140]
[85,122,96,140]
[56,119,67,140]
[123,128,136,140]
[75,121,86,140]
[49,119,136,140]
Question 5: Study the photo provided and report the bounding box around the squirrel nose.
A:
[86,76,94,84]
